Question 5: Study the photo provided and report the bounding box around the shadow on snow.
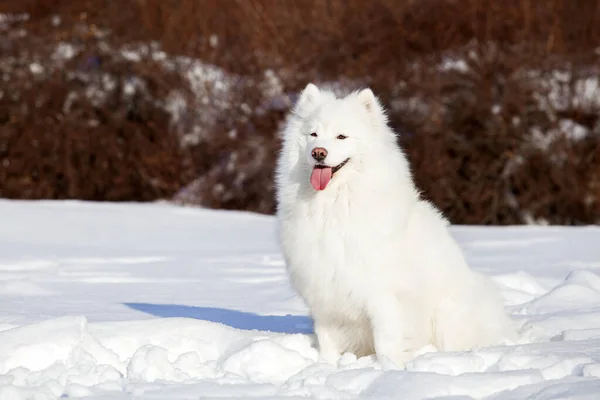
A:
[124,302,314,334]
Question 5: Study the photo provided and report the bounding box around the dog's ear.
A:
[293,83,321,114]
[357,88,382,114]
[357,88,388,127]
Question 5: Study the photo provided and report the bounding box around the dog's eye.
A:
[337,134,347,140]
[310,132,317,137]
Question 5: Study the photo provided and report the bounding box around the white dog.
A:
[275,83,514,366]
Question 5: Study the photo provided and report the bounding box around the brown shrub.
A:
[1,0,599,224]
[0,26,196,200]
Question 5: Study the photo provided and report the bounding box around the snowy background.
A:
[1,201,600,399]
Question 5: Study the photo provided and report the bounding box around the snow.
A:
[530,119,590,152]
[0,13,29,31]
[440,58,469,73]
[52,43,78,61]
[0,200,600,399]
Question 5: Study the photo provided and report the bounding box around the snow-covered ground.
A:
[1,200,600,399]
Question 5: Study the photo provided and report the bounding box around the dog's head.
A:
[286,83,390,191]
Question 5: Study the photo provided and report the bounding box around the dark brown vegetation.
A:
[1,0,599,224]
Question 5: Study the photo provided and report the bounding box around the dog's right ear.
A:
[293,83,321,115]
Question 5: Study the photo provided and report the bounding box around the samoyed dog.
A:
[275,83,514,366]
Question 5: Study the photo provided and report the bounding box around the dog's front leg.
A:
[368,296,414,367]
[314,321,343,365]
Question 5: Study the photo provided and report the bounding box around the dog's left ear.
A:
[357,88,381,114]
[357,88,387,125]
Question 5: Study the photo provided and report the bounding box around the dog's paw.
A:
[377,352,411,370]
[318,351,341,366]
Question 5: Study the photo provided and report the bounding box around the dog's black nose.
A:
[311,147,328,162]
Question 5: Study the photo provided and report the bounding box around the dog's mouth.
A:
[310,158,350,191]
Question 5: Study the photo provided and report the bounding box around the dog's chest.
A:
[283,198,377,317]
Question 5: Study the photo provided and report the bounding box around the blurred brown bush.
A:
[1,0,599,224]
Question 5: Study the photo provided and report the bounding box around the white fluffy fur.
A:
[275,83,515,366]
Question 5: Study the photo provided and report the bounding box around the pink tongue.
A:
[310,167,333,191]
